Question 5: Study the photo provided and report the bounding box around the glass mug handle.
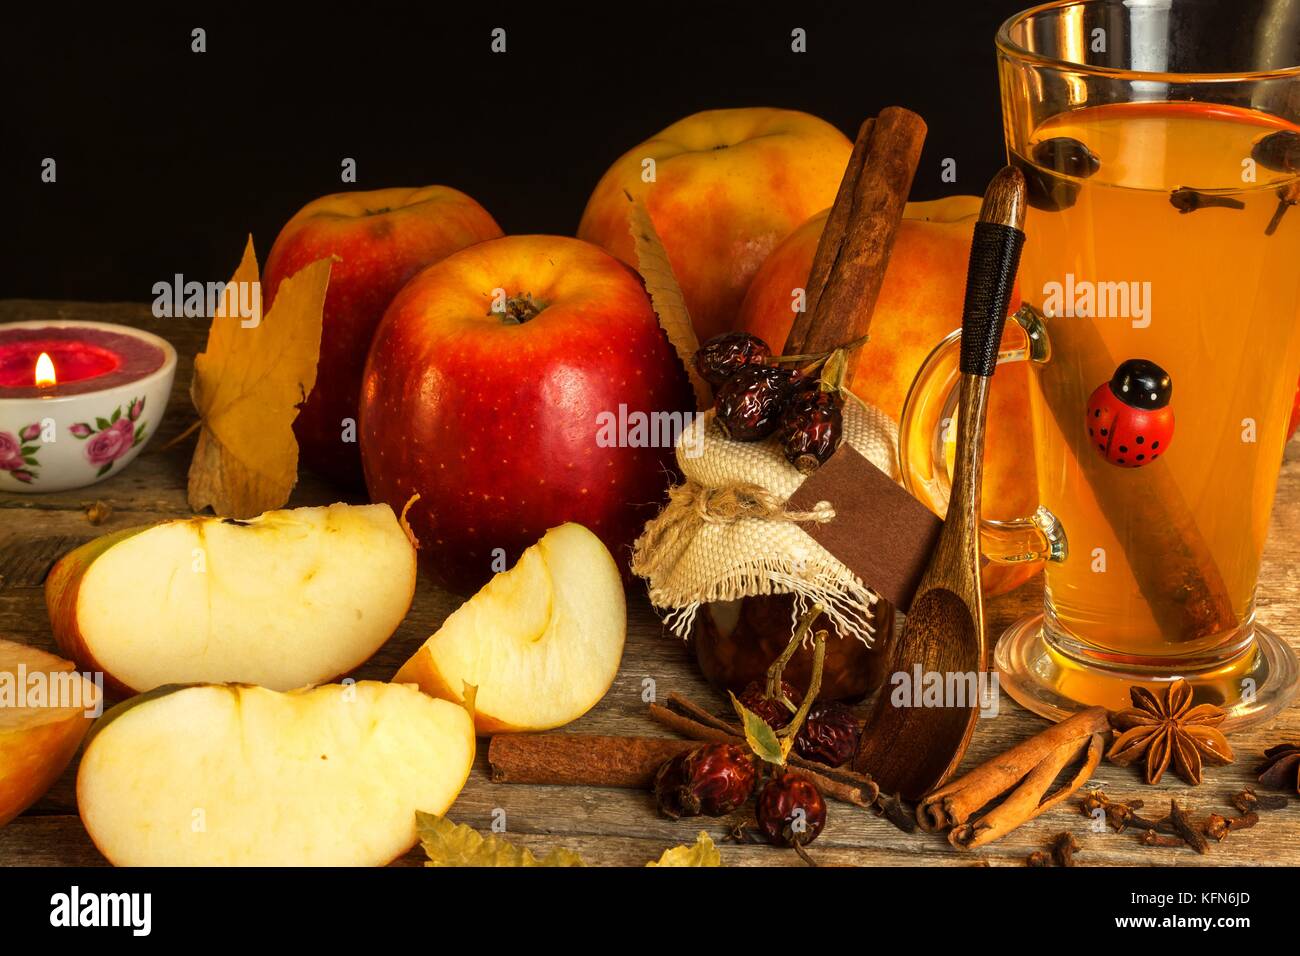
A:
[897,304,1068,566]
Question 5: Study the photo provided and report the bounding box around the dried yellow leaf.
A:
[416,812,585,867]
[187,236,331,518]
[647,831,722,867]
[730,690,791,766]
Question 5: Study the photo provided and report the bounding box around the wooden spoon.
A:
[852,166,1028,800]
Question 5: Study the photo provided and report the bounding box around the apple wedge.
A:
[77,681,474,866]
[0,639,101,827]
[395,523,625,733]
[45,503,417,697]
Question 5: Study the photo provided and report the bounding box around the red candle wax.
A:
[0,326,165,399]
[0,341,121,387]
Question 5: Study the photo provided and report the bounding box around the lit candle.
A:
[34,352,56,387]
[0,321,176,492]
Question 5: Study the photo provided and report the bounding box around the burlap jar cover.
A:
[631,400,900,647]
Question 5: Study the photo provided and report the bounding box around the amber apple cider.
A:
[1017,102,1300,662]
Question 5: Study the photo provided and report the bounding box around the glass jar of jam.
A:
[687,592,896,702]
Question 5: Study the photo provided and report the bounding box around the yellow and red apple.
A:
[395,523,626,733]
[0,639,100,827]
[577,108,852,342]
[737,197,1039,595]
[78,681,474,866]
[45,503,417,697]
[263,186,502,486]
[359,234,693,593]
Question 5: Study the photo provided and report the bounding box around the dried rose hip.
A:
[693,332,772,386]
[737,679,802,730]
[653,743,757,818]
[652,751,692,818]
[776,389,844,474]
[756,771,827,847]
[794,701,860,767]
[715,365,797,441]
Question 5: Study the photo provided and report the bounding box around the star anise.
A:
[1257,743,1300,795]
[1106,680,1233,785]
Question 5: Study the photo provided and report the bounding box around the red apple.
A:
[359,234,693,593]
[577,108,852,343]
[263,186,502,486]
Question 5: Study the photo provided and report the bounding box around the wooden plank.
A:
[2,299,1298,867]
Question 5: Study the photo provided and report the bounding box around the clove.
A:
[1023,831,1082,866]
[1050,831,1081,867]
[1231,787,1289,814]
[1140,831,1186,848]
[1251,130,1300,173]
[1204,811,1259,842]
[1265,183,1299,236]
[1170,187,1246,214]
[1080,790,1160,833]
[873,792,918,834]
[1167,800,1210,854]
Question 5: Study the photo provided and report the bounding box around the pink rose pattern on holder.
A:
[0,422,43,483]
[69,396,149,478]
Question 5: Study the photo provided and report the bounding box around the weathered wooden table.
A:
[2,299,1297,867]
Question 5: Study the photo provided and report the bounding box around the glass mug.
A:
[900,0,1300,726]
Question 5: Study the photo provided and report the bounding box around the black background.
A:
[3,2,1031,302]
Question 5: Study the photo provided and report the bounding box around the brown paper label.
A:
[785,444,941,610]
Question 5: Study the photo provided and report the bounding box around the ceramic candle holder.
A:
[0,320,177,493]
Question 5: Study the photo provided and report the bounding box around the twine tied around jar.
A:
[630,402,899,644]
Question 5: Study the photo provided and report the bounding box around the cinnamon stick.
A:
[784,107,927,366]
[949,733,1104,850]
[801,118,874,323]
[488,734,696,788]
[917,706,1110,847]
[664,693,742,736]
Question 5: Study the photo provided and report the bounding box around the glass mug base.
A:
[994,613,1300,731]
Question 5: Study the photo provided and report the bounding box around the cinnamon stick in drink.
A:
[1025,306,1237,640]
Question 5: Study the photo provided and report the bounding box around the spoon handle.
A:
[960,166,1028,377]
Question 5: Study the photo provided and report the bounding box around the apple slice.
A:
[395,523,625,733]
[77,681,474,866]
[0,639,101,827]
[46,503,416,696]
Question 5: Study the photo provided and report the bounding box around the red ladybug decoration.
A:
[1086,359,1174,468]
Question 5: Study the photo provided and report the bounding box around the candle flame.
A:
[35,352,57,387]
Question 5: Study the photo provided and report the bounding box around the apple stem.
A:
[498,293,546,325]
